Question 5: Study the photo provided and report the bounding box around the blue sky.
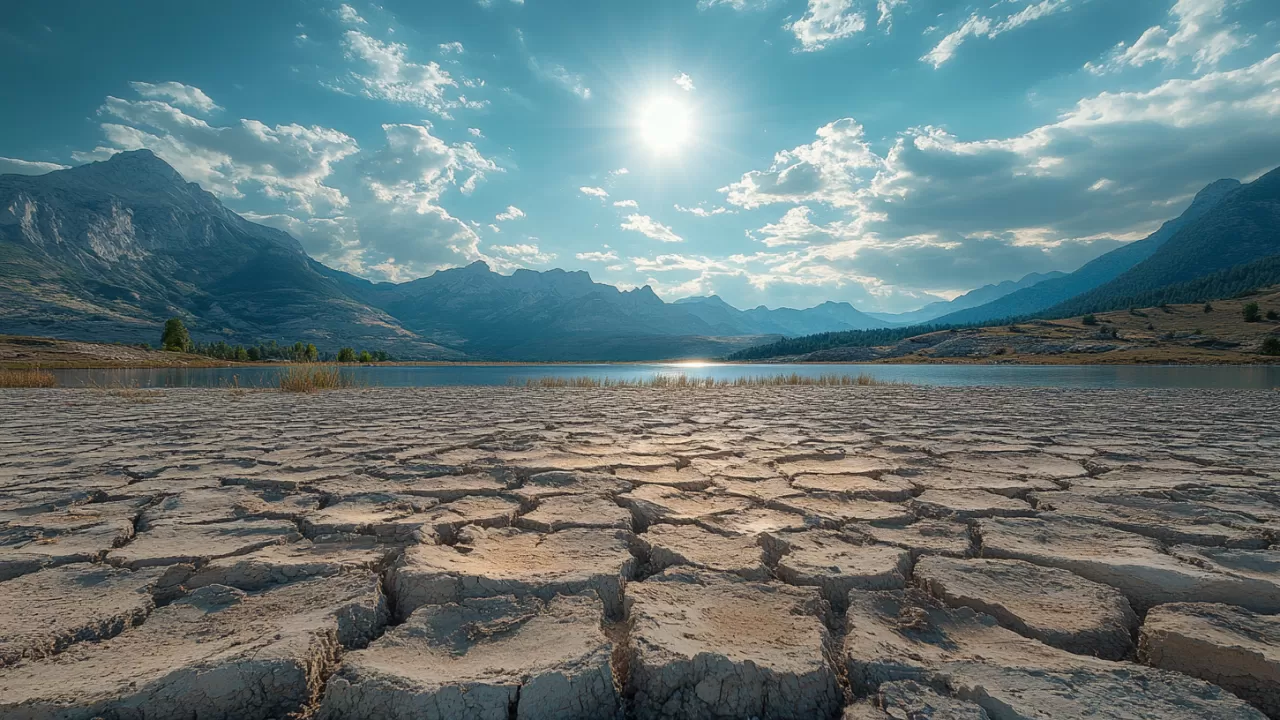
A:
[2,0,1278,312]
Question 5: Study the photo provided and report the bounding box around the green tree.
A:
[306,343,319,362]
[160,317,191,352]
[373,350,389,362]
[1203,302,1213,313]
[1243,302,1262,322]
[358,350,373,363]
[337,347,356,363]
[233,345,249,362]
[1261,337,1280,356]
[1081,314,1098,326]
[247,346,262,362]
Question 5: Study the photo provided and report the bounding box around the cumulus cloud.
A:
[621,214,684,243]
[495,205,525,221]
[341,30,478,115]
[610,167,630,176]
[336,4,366,25]
[579,186,608,198]
[923,0,1071,68]
[712,52,1280,296]
[697,0,771,9]
[613,199,638,208]
[72,88,358,214]
[673,72,695,91]
[467,127,484,137]
[128,81,221,114]
[0,157,68,175]
[674,203,732,217]
[492,242,556,264]
[1086,0,1251,74]
[438,41,464,54]
[788,0,867,52]
[576,249,618,262]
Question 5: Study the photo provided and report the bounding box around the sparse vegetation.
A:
[277,364,358,392]
[1204,302,1214,313]
[1268,310,1279,321]
[1081,314,1098,326]
[517,373,905,389]
[0,367,57,388]
[1260,337,1280,356]
[1244,302,1262,322]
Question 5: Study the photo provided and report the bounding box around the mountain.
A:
[673,295,895,335]
[930,178,1243,326]
[1047,167,1280,317]
[868,271,1065,325]
[2,150,880,360]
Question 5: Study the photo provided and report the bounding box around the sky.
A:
[2,0,1278,313]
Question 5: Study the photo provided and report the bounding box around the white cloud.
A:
[342,30,472,114]
[492,242,556,264]
[73,89,358,214]
[697,0,770,9]
[713,52,1280,294]
[576,250,619,262]
[579,186,609,198]
[788,0,867,53]
[438,41,464,54]
[923,0,1071,68]
[495,205,525,221]
[0,157,68,175]
[876,0,907,31]
[613,199,639,208]
[622,214,684,243]
[611,167,630,176]
[673,72,695,91]
[128,81,221,114]
[1086,0,1250,74]
[336,3,366,25]
[674,203,732,216]
[517,30,591,99]
[489,223,501,232]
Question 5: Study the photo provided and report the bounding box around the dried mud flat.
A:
[1,385,1279,719]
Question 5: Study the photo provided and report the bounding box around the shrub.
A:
[337,347,356,363]
[1244,302,1262,322]
[1268,309,1279,321]
[1081,314,1098,326]
[278,365,357,392]
[358,350,373,363]
[1262,337,1280,356]
[1203,302,1213,313]
[160,317,191,352]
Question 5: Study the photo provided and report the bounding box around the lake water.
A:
[48,363,1280,389]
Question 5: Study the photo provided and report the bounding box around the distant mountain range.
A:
[4,150,1275,361]
[0,150,895,361]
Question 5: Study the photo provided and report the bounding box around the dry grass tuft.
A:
[278,364,359,393]
[518,373,903,389]
[0,367,57,388]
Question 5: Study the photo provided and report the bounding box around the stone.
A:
[1140,602,1280,719]
[319,593,617,720]
[624,570,842,720]
[978,516,1280,612]
[770,493,914,527]
[843,589,1265,720]
[106,518,301,570]
[640,523,770,579]
[765,530,911,605]
[516,493,632,532]
[914,556,1137,660]
[909,489,1035,520]
[181,538,397,591]
[0,563,166,666]
[0,573,388,720]
[390,526,636,619]
[846,520,972,559]
[618,485,752,528]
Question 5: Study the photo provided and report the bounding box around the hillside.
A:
[931,179,1242,326]
[869,271,1064,325]
[0,151,878,361]
[734,288,1280,364]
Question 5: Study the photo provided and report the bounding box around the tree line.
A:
[159,318,393,363]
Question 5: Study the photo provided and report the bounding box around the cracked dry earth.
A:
[1,386,1279,720]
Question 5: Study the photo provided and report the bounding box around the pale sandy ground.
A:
[1,386,1279,719]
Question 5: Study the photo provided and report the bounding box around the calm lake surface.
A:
[49,363,1280,389]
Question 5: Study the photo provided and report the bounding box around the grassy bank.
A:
[0,367,57,388]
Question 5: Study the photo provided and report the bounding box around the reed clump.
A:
[278,364,358,392]
[0,367,57,388]
[518,373,903,389]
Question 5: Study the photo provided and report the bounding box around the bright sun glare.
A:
[637,95,693,155]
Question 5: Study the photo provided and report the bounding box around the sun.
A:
[636,95,694,155]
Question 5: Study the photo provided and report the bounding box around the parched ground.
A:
[2,386,1279,719]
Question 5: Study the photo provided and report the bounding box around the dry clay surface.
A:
[0,385,1279,719]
